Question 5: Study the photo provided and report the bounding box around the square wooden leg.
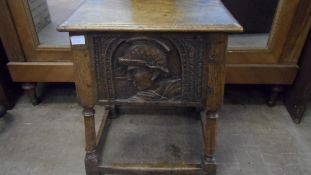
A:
[201,111,218,175]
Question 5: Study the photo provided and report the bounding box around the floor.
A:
[0,84,310,175]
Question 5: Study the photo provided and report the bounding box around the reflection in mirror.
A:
[222,0,279,49]
[28,0,84,46]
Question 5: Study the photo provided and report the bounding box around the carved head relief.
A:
[95,35,205,103]
[115,40,182,101]
[118,45,169,91]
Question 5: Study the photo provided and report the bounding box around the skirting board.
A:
[8,62,298,84]
[225,64,298,84]
[7,62,75,82]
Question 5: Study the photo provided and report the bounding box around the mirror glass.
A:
[222,0,279,49]
[28,0,85,46]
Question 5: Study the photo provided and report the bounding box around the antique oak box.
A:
[58,0,242,174]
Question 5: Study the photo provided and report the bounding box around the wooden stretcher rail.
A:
[99,163,203,175]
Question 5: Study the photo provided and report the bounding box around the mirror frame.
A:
[7,0,72,62]
[226,0,303,64]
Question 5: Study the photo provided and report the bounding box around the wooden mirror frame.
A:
[7,0,72,62]
[227,0,308,64]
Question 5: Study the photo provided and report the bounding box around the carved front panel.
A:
[93,33,209,105]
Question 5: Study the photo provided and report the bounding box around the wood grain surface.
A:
[58,0,242,32]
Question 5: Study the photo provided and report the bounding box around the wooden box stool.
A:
[59,0,242,174]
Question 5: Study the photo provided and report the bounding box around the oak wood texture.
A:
[83,108,96,153]
[0,0,24,62]
[73,33,224,173]
[7,62,75,82]
[99,163,202,175]
[61,1,238,174]
[71,37,97,108]
[85,33,228,109]
[201,111,218,175]
[95,109,110,147]
[58,0,242,33]
[206,34,227,111]
[280,0,311,64]
[83,108,99,175]
[202,111,218,157]
[225,64,298,84]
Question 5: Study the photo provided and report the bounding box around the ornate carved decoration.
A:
[93,36,117,100]
[169,37,205,101]
[93,34,209,105]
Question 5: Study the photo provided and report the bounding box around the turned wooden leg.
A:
[83,107,99,175]
[267,85,283,107]
[22,83,40,105]
[201,111,218,175]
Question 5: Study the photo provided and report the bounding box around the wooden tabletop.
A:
[58,0,242,32]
